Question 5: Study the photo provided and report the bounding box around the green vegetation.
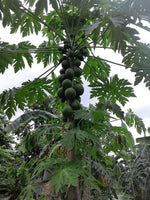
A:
[0,0,150,200]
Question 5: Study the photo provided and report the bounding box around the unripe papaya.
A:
[57,87,64,98]
[62,105,73,118]
[74,84,84,96]
[74,67,82,77]
[62,79,72,89]
[58,74,65,83]
[65,88,76,100]
[68,49,74,57]
[71,99,81,110]
[65,68,74,80]
[60,68,65,74]
[62,60,70,69]
[74,59,81,67]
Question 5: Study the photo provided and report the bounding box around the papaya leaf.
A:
[0,77,58,119]
[5,0,21,18]
[62,127,89,150]
[24,0,36,7]
[32,158,62,179]
[90,74,136,106]
[125,109,146,134]
[0,0,12,27]
[97,100,125,120]
[110,16,124,27]
[50,0,59,12]
[16,182,38,200]
[91,160,113,187]
[10,12,41,36]
[35,41,61,67]
[0,41,35,73]
[83,57,110,83]
[123,43,150,89]
[35,0,48,15]
[51,160,83,193]
[0,53,12,74]
[74,109,95,122]
[61,129,75,150]
[97,15,140,55]
[121,123,135,152]
[81,22,101,36]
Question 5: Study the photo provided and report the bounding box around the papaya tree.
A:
[0,0,150,199]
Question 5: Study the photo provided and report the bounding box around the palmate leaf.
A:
[11,12,41,36]
[0,41,12,73]
[106,24,139,55]
[16,182,38,200]
[4,0,21,23]
[0,53,12,74]
[24,0,36,7]
[24,0,49,16]
[42,11,63,37]
[50,0,59,13]
[0,77,58,119]
[35,0,48,15]
[35,41,61,67]
[87,0,150,55]
[122,43,150,89]
[51,160,83,193]
[0,0,12,27]
[90,74,136,106]
[74,108,105,126]
[32,158,62,179]
[125,109,146,134]
[97,100,125,120]
[83,57,110,83]
[82,22,101,36]
[88,13,140,54]
[0,0,41,36]
[62,127,88,150]
[0,41,35,74]
[126,0,150,26]
[74,109,94,121]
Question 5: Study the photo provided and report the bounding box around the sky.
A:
[0,22,150,140]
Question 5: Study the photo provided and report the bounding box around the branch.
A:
[88,56,150,71]
[0,46,112,54]
[1,48,150,70]
[99,57,126,67]
[0,49,60,54]
[21,62,60,90]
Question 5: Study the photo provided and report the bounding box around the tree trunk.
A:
[83,184,91,200]
[67,147,81,200]
[83,155,91,200]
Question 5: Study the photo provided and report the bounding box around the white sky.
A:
[0,22,150,140]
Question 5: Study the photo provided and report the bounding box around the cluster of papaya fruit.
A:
[57,39,88,121]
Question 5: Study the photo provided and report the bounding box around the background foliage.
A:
[0,0,150,199]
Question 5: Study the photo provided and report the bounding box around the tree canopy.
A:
[0,0,150,200]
